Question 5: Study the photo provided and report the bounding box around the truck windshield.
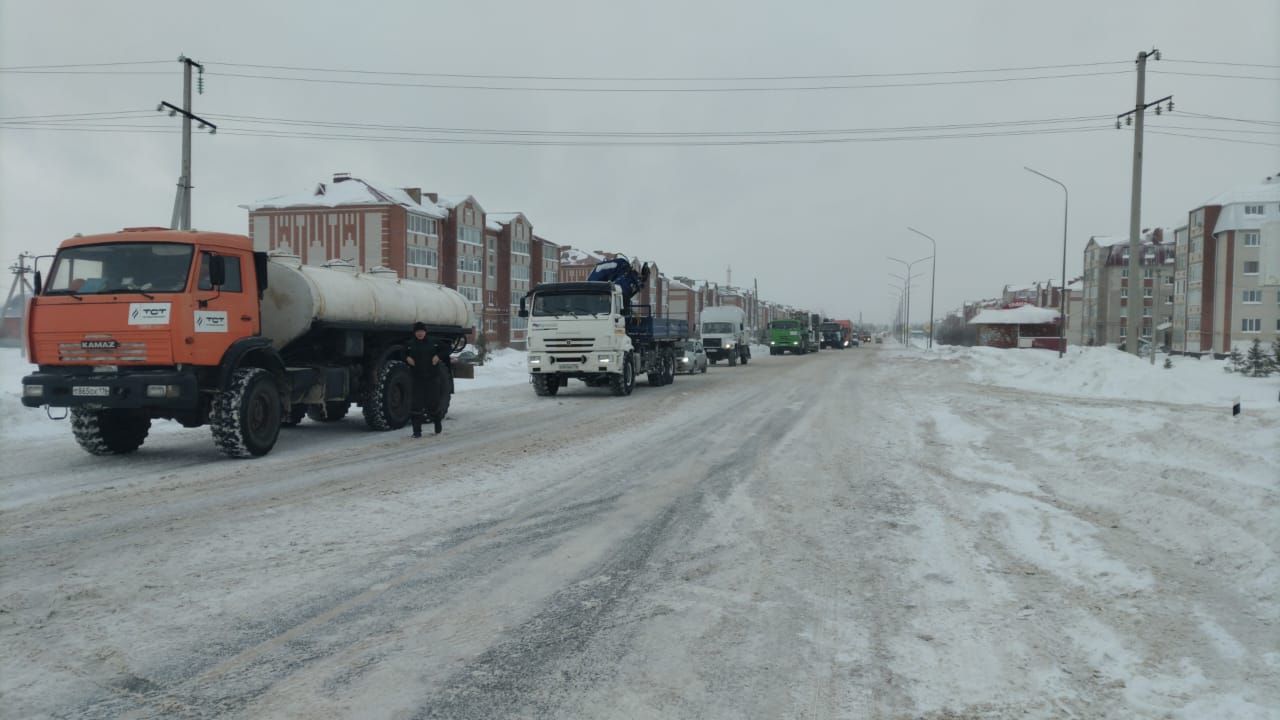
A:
[820,323,840,332]
[770,321,800,330]
[532,292,612,317]
[44,243,194,295]
[703,322,734,334]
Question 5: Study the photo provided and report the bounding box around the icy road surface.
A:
[2,346,1277,719]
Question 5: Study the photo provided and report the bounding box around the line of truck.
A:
[18,228,858,459]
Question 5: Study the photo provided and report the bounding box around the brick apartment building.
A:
[1081,230,1175,347]
[487,213,535,348]
[243,174,447,281]
[1172,177,1280,356]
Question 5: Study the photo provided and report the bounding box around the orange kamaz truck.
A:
[21,227,472,458]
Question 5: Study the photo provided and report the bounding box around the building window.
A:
[1243,261,1260,275]
[513,238,530,255]
[408,215,438,236]
[458,257,481,273]
[1241,318,1261,333]
[407,245,438,268]
[1243,204,1264,215]
[511,305,527,330]
[1243,232,1260,247]
[1121,268,1129,278]
[1119,288,1128,299]
[458,226,483,245]
[458,286,481,303]
[1166,295,1174,305]
[1143,287,1153,298]
[488,253,496,280]
[512,264,530,281]
[1142,306,1151,317]
[1243,289,1262,303]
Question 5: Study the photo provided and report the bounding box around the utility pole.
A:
[159,55,216,230]
[1116,48,1172,356]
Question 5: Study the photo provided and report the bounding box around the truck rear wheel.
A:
[306,401,350,423]
[211,367,282,458]
[70,408,151,456]
[532,373,560,396]
[362,360,413,431]
[610,355,635,396]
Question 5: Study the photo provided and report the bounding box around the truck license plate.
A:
[73,386,110,397]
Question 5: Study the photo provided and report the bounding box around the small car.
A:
[678,340,709,374]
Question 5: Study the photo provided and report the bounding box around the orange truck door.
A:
[181,250,259,365]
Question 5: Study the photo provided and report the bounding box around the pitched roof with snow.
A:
[968,306,1061,325]
[561,247,606,265]
[1205,177,1280,236]
[435,194,486,213]
[243,177,446,218]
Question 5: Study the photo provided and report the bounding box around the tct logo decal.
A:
[194,310,229,333]
[128,303,171,325]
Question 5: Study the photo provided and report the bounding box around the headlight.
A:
[597,354,611,363]
[23,384,43,398]
[679,356,689,363]
[529,357,541,365]
[769,341,775,345]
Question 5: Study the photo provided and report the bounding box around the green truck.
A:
[767,315,820,355]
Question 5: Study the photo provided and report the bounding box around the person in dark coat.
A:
[406,322,446,437]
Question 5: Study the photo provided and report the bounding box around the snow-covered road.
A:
[2,347,1277,719]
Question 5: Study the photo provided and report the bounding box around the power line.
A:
[1145,130,1280,147]
[0,123,1114,146]
[1178,111,1280,127]
[1142,123,1280,136]
[201,68,1131,93]
[194,111,1111,138]
[1150,70,1280,81]
[0,59,170,70]
[0,69,172,75]
[1163,58,1280,69]
[0,109,154,122]
[201,58,1130,82]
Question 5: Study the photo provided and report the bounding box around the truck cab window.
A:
[198,254,243,292]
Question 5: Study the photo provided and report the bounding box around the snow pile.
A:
[463,348,530,390]
[935,345,1279,409]
[968,305,1059,325]
[0,349,39,440]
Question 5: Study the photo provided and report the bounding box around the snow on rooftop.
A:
[561,247,605,265]
[1201,176,1280,209]
[243,178,445,218]
[968,305,1060,325]
[487,212,524,224]
[485,219,503,232]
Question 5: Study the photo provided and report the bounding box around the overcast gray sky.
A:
[2,0,1277,323]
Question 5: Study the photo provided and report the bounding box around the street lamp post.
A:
[889,257,931,347]
[1024,166,1069,359]
[889,271,923,345]
[906,227,938,349]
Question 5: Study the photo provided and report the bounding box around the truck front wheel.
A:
[70,408,151,456]
[741,347,750,365]
[362,360,412,431]
[610,355,636,396]
[211,367,281,458]
[532,373,560,396]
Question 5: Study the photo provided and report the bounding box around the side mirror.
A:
[209,255,227,288]
[33,270,43,295]
[518,297,529,318]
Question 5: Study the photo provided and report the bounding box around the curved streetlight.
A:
[1024,166,1069,358]
[906,227,938,349]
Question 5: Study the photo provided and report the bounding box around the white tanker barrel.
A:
[260,255,473,350]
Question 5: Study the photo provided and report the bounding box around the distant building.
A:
[1080,229,1174,347]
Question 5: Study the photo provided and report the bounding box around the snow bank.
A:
[930,345,1280,409]
[462,348,530,390]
